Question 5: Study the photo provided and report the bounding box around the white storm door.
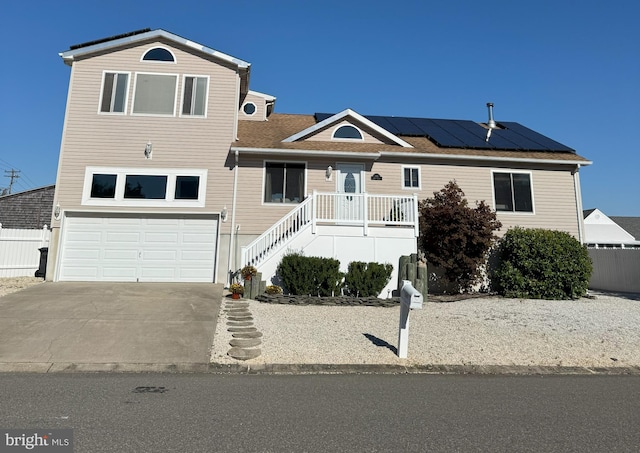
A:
[336,164,364,222]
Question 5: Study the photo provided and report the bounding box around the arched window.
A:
[333,125,363,140]
[142,47,175,62]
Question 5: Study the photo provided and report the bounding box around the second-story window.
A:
[181,76,208,116]
[132,73,178,116]
[99,72,129,113]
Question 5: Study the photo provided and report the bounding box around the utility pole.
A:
[4,169,20,194]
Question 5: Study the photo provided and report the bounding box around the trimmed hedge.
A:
[344,261,393,297]
[491,227,592,300]
[277,253,343,296]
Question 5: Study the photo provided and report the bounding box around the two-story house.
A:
[47,29,591,295]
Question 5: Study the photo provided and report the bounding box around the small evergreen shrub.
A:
[277,253,343,296]
[265,284,283,295]
[344,261,394,297]
[491,227,592,300]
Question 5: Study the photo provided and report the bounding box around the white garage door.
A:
[58,213,218,282]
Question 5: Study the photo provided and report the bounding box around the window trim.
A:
[131,72,179,117]
[401,165,421,190]
[179,74,210,118]
[140,46,177,63]
[332,124,364,141]
[491,169,535,215]
[97,71,130,115]
[262,160,307,205]
[82,167,207,207]
[242,102,257,116]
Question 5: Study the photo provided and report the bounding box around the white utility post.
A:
[398,280,424,358]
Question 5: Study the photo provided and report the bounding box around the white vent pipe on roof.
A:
[486,102,497,129]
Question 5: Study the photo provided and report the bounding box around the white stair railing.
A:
[240,192,419,270]
[240,196,313,268]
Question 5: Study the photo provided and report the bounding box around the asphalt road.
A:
[0,373,639,452]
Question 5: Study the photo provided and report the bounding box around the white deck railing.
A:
[240,192,418,269]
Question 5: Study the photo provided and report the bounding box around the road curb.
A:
[1,362,639,376]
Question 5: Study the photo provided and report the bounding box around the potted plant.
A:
[240,265,258,280]
[229,283,244,299]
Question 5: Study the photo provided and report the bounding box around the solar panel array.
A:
[314,113,574,153]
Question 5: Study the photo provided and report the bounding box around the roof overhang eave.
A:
[378,151,593,167]
[59,29,251,69]
[230,147,381,159]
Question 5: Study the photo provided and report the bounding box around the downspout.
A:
[227,149,239,285]
[573,164,585,244]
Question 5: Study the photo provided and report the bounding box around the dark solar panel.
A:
[312,113,574,152]
[365,115,401,134]
[385,117,425,136]
[69,28,151,50]
[409,118,468,148]
[498,122,575,152]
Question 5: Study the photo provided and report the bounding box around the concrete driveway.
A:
[0,282,223,372]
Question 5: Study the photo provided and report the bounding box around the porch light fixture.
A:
[144,141,153,159]
[54,203,61,220]
[325,166,333,181]
[221,206,228,222]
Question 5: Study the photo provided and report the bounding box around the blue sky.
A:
[1,0,638,215]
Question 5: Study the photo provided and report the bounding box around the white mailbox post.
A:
[398,280,424,358]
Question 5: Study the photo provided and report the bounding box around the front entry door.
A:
[336,163,364,222]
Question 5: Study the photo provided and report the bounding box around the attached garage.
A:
[57,213,218,282]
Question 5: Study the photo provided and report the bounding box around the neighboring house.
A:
[0,185,55,229]
[0,185,54,278]
[47,28,592,295]
[583,208,640,248]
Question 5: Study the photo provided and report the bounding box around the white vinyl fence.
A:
[588,248,640,294]
[0,224,51,278]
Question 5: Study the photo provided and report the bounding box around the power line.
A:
[3,169,20,194]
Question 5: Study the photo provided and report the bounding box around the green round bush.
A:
[491,227,592,300]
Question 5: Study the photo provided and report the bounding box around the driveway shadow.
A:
[363,333,397,355]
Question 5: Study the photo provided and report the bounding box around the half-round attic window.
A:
[142,47,175,62]
[333,125,363,140]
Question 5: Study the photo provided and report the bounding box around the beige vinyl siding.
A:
[306,120,395,145]
[239,92,268,121]
[233,155,580,238]
[54,40,240,236]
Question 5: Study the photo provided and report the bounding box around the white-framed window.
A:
[332,124,363,140]
[242,102,256,116]
[181,75,209,117]
[99,71,130,114]
[141,47,176,63]
[82,167,207,207]
[132,73,178,116]
[263,161,306,203]
[402,166,420,189]
[492,170,534,213]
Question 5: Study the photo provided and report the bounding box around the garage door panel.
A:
[106,232,140,244]
[66,231,103,243]
[64,249,101,260]
[143,232,179,244]
[104,249,139,260]
[101,266,138,280]
[143,250,178,260]
[60,214,217,282]
[183,232,217,244]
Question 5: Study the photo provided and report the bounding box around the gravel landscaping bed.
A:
[0,277,44,298]
[211,290,640,369]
